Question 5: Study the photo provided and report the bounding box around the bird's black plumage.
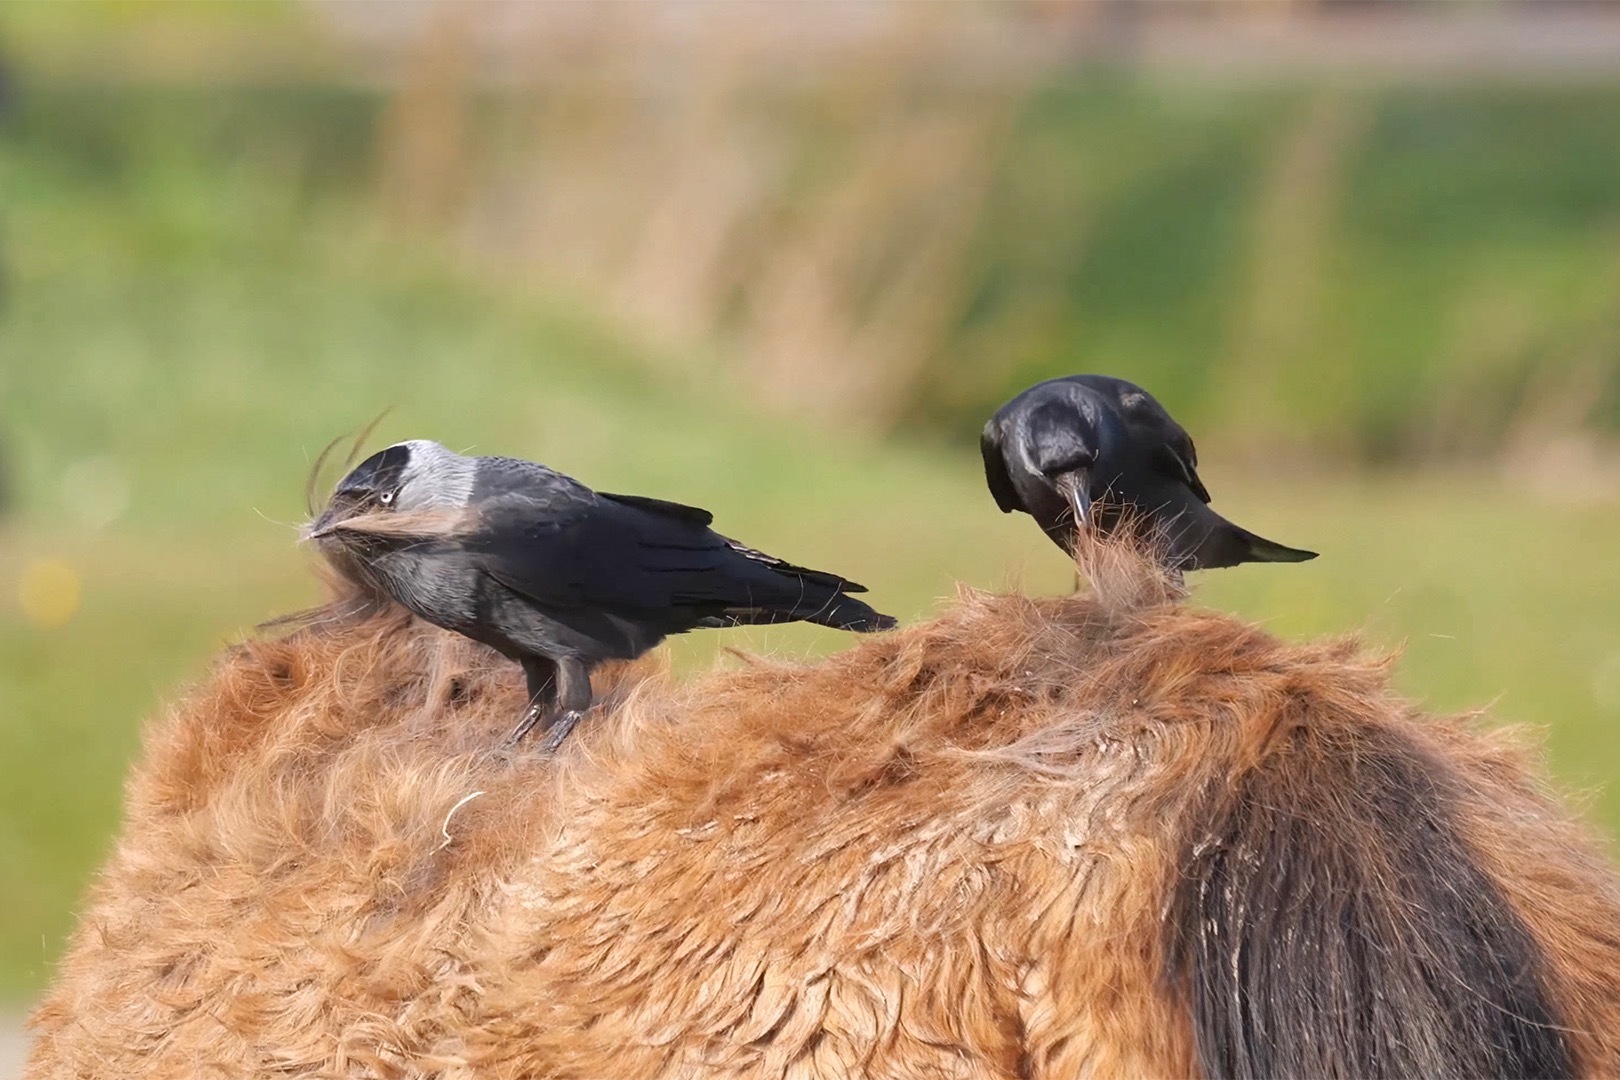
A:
[981,375,1317,571]
[310,441,895,750]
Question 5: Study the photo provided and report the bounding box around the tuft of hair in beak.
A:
[301,505,466,545]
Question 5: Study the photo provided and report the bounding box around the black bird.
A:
[981,375,1317,571]
[308,440,896,751]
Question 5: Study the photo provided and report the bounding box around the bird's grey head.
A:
[309,439,476,538]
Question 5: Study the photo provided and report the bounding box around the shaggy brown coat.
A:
[26,546,1620,1078]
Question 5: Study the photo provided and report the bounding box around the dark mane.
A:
[1169,718,1573,1079]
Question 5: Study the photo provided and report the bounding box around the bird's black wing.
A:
[599,491,714,527]
[1081,376,1215,506]
[980,419,1023,514]
[468,483,863,617]
[608,488,867,595]
[470,455,600,505]
[711,534,868,593]
[478,460,716,530]
[1153,442,1213,504]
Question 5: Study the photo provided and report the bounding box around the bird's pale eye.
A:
[379,491,395,506]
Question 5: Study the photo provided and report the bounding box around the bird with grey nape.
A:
[981,375,1317,571]
[307,440,896,751]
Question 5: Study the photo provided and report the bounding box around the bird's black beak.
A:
[1059,469,1093,529]
[305,507,341,542]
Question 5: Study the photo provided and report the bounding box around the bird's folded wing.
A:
[1151,445,1213,504]
[711,535,867,594]
[598,491,715,527]
[980,423,1023,514]
[467,498,800,614]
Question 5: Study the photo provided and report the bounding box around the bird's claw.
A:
[507,706,585,753]
[537,710,584,755]
[507,704,545,746]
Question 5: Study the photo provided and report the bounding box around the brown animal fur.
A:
[26,542,1620,1078]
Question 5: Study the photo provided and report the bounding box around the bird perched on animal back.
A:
[981,375,1317,571]
[307,440,896,751]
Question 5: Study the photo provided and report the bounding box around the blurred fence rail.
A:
[357,1,1061,432]
[336,0,1620,466]
[6,0,1620,470]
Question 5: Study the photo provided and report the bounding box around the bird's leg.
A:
[536,657,593,754]
[508,657,557,745]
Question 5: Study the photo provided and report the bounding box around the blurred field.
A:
[4,4,1620,1007]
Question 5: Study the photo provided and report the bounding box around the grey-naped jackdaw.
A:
[309,440,896,751]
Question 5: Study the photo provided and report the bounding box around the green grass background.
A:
[3,72,1620,1003]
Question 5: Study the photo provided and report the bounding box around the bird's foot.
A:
[507,703,545,746]
[537,710,584,755]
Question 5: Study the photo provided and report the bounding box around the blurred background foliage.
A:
[3,0,1620,1007]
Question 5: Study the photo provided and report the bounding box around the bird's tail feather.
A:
[1237,528,1318,564]
[806,594,897,633]
[725,592,897,633]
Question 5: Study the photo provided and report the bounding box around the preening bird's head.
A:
[306,439,475,544]
[986,379,1120,532]
[985,374,1204,546]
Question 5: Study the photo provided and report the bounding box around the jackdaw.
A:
[308,440,896,751]
[981,375,1317,570]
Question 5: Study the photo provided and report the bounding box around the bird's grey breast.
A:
[369,542,483,631]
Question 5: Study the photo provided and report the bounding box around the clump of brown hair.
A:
[27,537,1620,1078]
